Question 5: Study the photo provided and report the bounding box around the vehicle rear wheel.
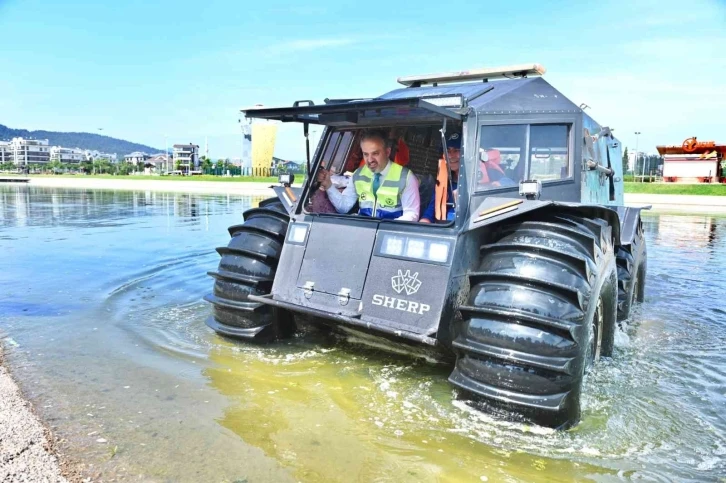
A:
[448,214,617,429]
[204,197,294,342]
[616,219,647,322]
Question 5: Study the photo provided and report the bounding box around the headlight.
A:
[428,241,450,262]
[382,235,405,256]
[405,239,425,259]
[379,233,452,264]
[287,223,309,244]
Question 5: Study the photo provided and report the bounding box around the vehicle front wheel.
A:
[204,197,294,342]
[449,214,617,429]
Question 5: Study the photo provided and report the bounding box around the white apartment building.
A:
[3,138,52,165]
[0,141,10,164]
[143,153,170,174]
[50,146,87,164]
[172,143,199,173]
[124,151,151,164]
[85,150,118,163]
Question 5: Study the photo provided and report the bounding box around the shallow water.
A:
[1,185,724,482]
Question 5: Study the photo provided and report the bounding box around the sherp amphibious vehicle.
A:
[204,64,647,428]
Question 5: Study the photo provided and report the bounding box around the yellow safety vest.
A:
[353,163,408,219]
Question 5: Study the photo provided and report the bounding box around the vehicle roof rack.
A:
[397,63,546,87]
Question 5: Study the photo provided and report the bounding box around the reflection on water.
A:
[1,185,725,482]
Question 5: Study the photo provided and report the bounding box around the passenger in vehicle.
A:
[479,149,517,188]
[420,132,461,223]
[316,129,420,221]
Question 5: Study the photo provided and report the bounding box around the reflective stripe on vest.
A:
[353,163,408,219]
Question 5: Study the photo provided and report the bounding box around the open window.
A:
[477,123,571,192]
[243,99,463,224]
[303,124,461,222]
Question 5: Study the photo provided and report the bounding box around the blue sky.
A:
[1,0,724,160]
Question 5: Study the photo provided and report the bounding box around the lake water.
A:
[1,185,724,482]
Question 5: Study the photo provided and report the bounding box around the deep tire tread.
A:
[207,197,291,342]
[615,220,646,320]
[450,214,618,428]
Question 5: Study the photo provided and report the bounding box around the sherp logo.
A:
[391,270,421,296]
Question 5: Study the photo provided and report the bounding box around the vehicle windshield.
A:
[303,124,462,224]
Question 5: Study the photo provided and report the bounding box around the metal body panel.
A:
[272,185,301,214]
[296,218,376,299]
[243,98,461,125]
[582,114,624,206]
[249,294,439,346]
[360,256,451,334]
[465,198,552,232]
[261,74,631,342]
[616,206,644,246]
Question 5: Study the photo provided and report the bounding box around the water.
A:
[1,185,725,482]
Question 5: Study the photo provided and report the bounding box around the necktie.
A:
[372,173,381,196]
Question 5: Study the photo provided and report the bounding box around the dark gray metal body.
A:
[244,76,642,351]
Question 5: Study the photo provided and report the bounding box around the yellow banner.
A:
[251,124,278,170]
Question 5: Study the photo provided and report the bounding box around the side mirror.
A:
[479,148,489,163]
[278,173,294,187]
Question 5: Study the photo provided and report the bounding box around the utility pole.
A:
[635,131,642,182]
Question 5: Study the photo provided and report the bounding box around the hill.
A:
[0,124,162,157]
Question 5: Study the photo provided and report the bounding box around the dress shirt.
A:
[326,161,420,221]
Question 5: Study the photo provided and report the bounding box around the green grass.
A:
[25,174,279,183]
[624,182,726,196]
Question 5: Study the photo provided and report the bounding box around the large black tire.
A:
[616,219,647,322]
[204,197,294,342]
[448,214,617,429]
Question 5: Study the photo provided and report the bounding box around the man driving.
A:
[317,129,420,221]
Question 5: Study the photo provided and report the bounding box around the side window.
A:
[321,131,341,169]
[320,130,355,174]
[330,131,354,173]
[478,125,526,191]
[529,124,570,181]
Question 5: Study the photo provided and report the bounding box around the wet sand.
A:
[0,345,72,483]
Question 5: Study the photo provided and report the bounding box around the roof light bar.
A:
[397,63,546,87]
[421,94,464,108]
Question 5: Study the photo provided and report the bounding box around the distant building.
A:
[50,146,87,164]
[657,138,725,183]
[124,151,151,165]
[275,159,302,172]
[0,141,10,164]
[85,150,118,163]
[173,143,199,173]
[1,138,51,165]
[144,153,171,174]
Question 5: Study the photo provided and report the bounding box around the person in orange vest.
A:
[478,148,516,188]
[420,133,461,223]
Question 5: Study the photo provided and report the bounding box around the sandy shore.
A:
[624,193,726,213]
[26,176,278,195]
[4,177,726,213]
[0,345,70,483]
